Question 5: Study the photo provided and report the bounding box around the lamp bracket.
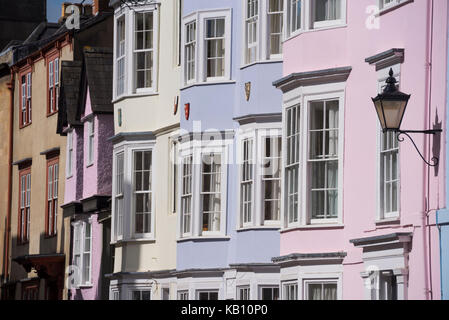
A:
[396,130,442,167]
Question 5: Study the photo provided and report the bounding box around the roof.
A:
[84,47,113,113]
[57,47,113,133]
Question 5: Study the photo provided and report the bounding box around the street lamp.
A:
[371,68,442,166]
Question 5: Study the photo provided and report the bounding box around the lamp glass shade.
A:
[372,93,410,132]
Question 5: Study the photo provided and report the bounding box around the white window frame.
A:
[244,0,259,65]
[281,83,345,229]
[196,290,219,300]
[303,279,339,300]
[184,20,197,85]
[111,140,156,243]
[181,9,232,86]
[241,0,286,66]
[311,0,346,29]
[72,219,93,287]
[87,118,95,166]
[237,125,282,229]
[132,149,154,239]
[177,141,229,239]
[284,0,346,40]
[180,152,193,237]
[258,285,280,300]
[178,290,189,300]
[67,130,74,178]
[114,152,125,241]
[237,286,251,300]
[116,14,126,97]
[378,0,409,12]
[282,281,298,300]
[112,3,159,99]
[376,65,401,221]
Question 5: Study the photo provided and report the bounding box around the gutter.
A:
[3,70,14,284]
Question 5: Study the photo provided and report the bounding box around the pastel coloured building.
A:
[108,0,182,300]
[175,0,284,300]
[437,10,449,300]
[273,0,447,300]
[59,47,114,300]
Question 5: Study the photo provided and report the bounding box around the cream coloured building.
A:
[108,0,182,300]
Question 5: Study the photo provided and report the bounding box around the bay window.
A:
[116,16,126,96]
[131,290,151,300]
[238,128,282,229]
[181,155,193,236]
[262,136,282,223]
[134,11,154,90]
[312,0,343,28]
[197,290,218,300]
[285,105,300,225]
[268,0,284,57]
[283,282,298,300]
[114,152,124,239]
[205,18,226,79]
[259,286,279,300]
[113,4,159,98]
[282,89,344,228]
[73,220,92,287]
[237,286,251,300]
[133,150,153,236]
[305,280,338,300]
[182,10,231,86]
[178,141,228,239]
[289,0,302,34]
[201,153,222,233]
[240,138,254,226]
[185,21,196,83]
[308,100,339,223]
[245,0,259,64]
[112,141,155,242]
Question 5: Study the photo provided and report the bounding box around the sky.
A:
[47,0,93,22]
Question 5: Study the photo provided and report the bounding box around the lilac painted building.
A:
[58,47,114,300]
[176,0,283,300]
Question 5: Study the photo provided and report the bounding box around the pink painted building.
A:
[273,0,447,300]
[59,47,114,300]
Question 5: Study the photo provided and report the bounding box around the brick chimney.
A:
[92,0,110,15]
[83,4,93,16]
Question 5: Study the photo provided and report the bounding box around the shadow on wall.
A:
[39,232,57,255]
[433,110,442,177]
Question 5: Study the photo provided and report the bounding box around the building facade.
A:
[59,47,114,300]
[273,0,447,300]
[2,2,113,300]
[437,5,449,301]
[175,0,284,300]
[108,0,182,300]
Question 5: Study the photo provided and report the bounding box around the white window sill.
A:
[112,91,159,104]
[240,59,283,70]
[285,24,347,43]
[281,224,344,233]
[375,217,400,225]
[181,80,236,91]
[111,238,156,245]
[236,226,281,232]
[177,236,231,243]
[378,0,414,16]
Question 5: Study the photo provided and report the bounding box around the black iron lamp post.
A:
[371,68,442,166]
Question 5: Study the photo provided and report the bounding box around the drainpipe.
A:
[424,0,435,300]
[3,70,14,287]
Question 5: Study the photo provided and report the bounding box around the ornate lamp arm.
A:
[397,129,442,167]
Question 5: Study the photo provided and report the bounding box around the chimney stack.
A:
[83,4,93,16]
[92,0,111,15]
[61,2,83,19]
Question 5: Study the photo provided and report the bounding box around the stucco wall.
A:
[280,0,447,300]
[9,43,73,280]
[0,73,11,280]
